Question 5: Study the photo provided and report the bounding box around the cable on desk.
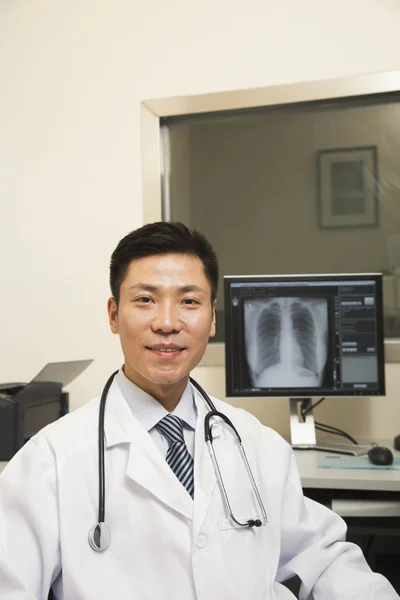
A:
[315,422,359,445]
[300,398,359,446]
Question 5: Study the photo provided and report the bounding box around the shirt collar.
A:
[116,368,197,433]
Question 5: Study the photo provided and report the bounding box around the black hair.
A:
[110,221,219,305]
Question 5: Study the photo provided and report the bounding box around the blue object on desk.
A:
[318,455,400,470]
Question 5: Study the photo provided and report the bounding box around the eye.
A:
[182,298,200,306]
[135,296,153,304]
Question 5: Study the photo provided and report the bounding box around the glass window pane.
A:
[163,94,400,342]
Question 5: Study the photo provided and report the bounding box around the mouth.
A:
[146,345,186,356]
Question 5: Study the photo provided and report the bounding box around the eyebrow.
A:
[128,283,205,294]
[128,283,158,293]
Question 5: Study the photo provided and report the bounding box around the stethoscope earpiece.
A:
[88,522,111,552]
[247,519,262,528]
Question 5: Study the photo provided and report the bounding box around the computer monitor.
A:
[224,273,385,454]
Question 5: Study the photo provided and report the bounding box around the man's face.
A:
[107,253,216,401]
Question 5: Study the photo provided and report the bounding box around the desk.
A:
[0,462,7,475]
[294,445,400,592]
[294,444,400,518]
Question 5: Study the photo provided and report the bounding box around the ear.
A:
[107,297,119,334]
[209,299,217,339]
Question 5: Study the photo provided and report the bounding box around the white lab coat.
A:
[0,378,398,600]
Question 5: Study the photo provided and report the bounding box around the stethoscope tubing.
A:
[96,375,218,530]
[89,372,267,552]
[98,370,118,523]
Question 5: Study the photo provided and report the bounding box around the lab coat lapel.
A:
[192,387,219,538]
[104,379,193,521]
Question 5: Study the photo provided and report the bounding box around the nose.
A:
[151,301,183,334]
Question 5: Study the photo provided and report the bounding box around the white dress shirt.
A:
[116,368,197,459]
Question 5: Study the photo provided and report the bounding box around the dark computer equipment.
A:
[0,380,68,461]
[224,273,385,454]
[368,446,394,466]
[0,359,92,461]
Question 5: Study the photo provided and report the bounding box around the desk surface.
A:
[293,443,400,518]
[294,445,400,492]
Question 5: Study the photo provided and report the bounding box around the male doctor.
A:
[0,221,398,600]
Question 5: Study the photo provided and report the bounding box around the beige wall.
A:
[1,0,400,441]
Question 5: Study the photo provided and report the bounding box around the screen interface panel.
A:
[224,274,385,397]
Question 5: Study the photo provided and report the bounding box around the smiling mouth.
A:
[146,346,185,353]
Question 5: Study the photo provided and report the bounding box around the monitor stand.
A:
[289,398,372,456]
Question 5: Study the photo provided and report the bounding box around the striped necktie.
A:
[156,414,194,498]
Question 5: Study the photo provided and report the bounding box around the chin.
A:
[146,370,186,386]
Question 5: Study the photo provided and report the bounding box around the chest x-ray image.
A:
[244,297,328,388]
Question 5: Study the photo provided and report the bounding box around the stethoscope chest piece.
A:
[89,522,111,552]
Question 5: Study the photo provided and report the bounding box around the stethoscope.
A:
[89,371,268,552]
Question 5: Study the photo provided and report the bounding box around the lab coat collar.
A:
[103,376,194,520]
[103,377,138,448]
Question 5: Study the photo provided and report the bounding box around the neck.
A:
[151,380,188,412]
[123,365,188,412]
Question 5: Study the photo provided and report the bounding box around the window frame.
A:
[141,70,400,365]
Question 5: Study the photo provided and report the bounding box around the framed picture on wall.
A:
[317,146,379,229]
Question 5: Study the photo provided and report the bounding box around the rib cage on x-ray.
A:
[244,297,328,387]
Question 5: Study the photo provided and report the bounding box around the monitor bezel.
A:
[224,272,386,398]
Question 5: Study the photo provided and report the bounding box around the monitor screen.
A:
[224,273,385,398]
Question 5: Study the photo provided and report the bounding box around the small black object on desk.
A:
[368,446,394,466]
[394,435,400,452]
